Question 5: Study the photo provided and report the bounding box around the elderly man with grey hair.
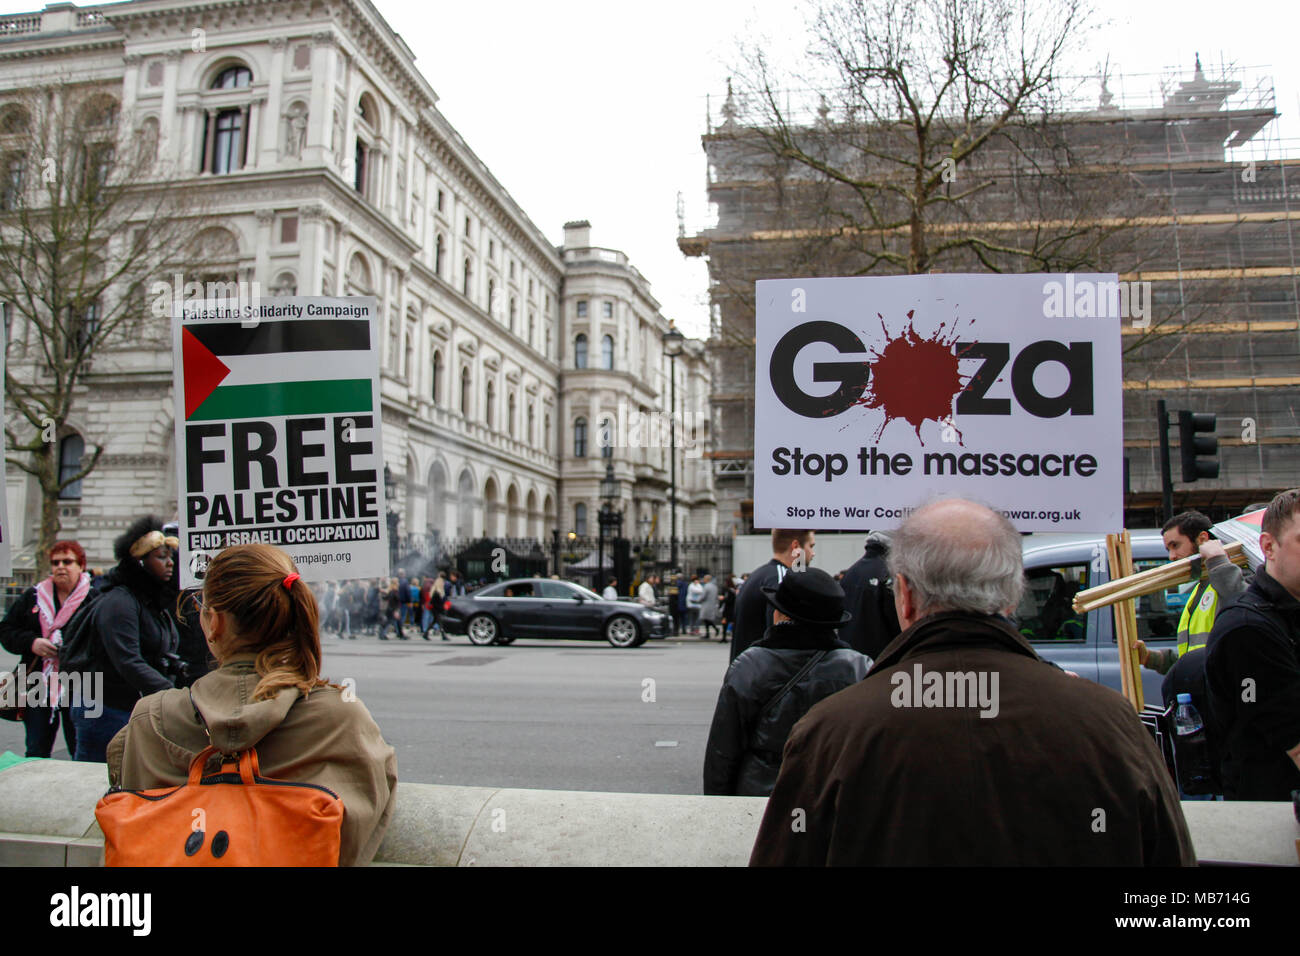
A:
[749,497,1195,866]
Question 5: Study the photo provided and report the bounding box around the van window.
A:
[1120,559,1181,643]
[1015,564,1088,642]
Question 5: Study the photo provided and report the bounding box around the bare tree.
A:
[717,0,1171,284]
[0,81,205,569]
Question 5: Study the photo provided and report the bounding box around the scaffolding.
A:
[685,62,1300,530]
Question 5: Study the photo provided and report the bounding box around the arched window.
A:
[507,393,516,437]
[574,334,587,369]
[212,66,252,89]
[601,334,614,370]
[573,417,587,457]
[354,93,379,200]
[431,349,442,404]
[460,366,471,414]
[575,503,588,536]
[58,434,85,500]
[485,379,495,428]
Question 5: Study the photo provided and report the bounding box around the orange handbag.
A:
[95,745,344,867]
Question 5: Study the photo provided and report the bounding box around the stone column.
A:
[306,32,336,167]
[299,204,326,296]
[254,208,274,287]
[262,37,287,166]
[162,50,183,166]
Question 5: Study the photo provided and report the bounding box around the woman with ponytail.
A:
[105,543,397,866]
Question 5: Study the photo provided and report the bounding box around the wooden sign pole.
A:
[1105,531,1144,713]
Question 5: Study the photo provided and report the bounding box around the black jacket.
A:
[1161,646,1223,794]
[0,587,47,672]
[836,534,901,659]
[729,559,790,663]
[87,559,180,712]
[704,621,870,796]
[1205,565,1300,800]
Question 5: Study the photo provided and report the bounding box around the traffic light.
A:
[1178,411,1219,482]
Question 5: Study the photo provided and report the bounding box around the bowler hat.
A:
[761,567,852,626]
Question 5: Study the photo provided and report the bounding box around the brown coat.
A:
[106,654,397,866]
[749,612,1195,866]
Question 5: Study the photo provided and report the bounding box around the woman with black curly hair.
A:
[69,515,181,762]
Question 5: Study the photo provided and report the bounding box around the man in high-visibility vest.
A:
[1136,511,1247,675]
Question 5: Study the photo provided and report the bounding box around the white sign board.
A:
[0,321,10,577]
[173,297,387,586]
[754,274,1124,532]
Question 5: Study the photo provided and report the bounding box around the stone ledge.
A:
[0,760,1295,866]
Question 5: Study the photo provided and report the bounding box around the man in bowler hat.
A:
[703,568,870,796]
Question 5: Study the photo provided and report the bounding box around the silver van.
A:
[1019,531,1179,704]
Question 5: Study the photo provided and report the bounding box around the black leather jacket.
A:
[704,621,870,796]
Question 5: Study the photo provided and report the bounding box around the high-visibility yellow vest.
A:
[1175,579,1220,656]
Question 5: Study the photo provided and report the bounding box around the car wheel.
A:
[605,615,640,648]
[467,614,499,646]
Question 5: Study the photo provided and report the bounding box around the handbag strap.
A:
[759,650,829,722]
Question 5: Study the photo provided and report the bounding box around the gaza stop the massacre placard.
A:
[754,274,1123,532]
[173,297,387,586]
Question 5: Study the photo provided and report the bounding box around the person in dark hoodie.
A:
[70,515,181,762]
[703,567,870,796]
[836,530,901,659]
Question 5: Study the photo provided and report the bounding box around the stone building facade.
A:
[0,0,711,570]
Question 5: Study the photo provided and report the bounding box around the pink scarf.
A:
[33,572,91,709]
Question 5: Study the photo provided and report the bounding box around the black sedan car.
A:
[441,578,670,647]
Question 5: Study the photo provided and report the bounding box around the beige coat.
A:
[106,653,397,866]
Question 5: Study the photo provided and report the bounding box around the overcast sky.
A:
[4,0,1296,338]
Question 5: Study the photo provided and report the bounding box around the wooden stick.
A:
[1106,534,1135,709]
[1120,530,1144,711]
[1073,541,1247,614]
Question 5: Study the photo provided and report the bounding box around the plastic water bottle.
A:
[1173,692,1214,794]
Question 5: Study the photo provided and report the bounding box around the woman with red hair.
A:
[0,540,93,757]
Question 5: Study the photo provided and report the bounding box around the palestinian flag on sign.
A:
[182,319,373,421]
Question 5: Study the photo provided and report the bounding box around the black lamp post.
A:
[662,323,685,571]
[384,465,398,574]
[598,462,621,593]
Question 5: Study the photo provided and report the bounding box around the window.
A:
[485,380,495,428]
[431,350,442,404]
[507,393,516,437]
[1015,565,1089,642]
[602,301,613,319]
[1,153,23,211]
[403,331,413,381]
[574,334,587,369]
[436,189,444,213]
[573,417,587,457]
[460,366,471,414]
[463,258,472,297]
[528,311,535,346]
[509,297,517,333]
[212,66,252,89]
[1128,558,1183,643]
[464,215,471,237]
[601,334,614,370]
[487,279,496,316]
[575,503,587,536]
[599,416,613,459]
[66,300,99,359]
[435,234,444,277]
[576,300,588,318]
[280,216,298,244]
[488,239,495,259]
[58,434,85,500]
[354,139,368,194]
[3,302,12,348]
[509,260,516,280]
[210,109,244,174]
[527,404,535,445]
[544,413,551,452]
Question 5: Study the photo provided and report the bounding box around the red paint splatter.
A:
[855,310,970,444]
